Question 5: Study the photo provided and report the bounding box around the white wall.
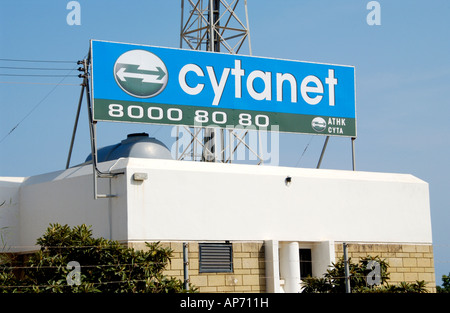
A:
[0,157,433,252]
[0,177,24,252]
[17,161,128,251]
[124,158,432,244]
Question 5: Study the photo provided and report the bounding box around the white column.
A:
[279,242,301,293]
[264,240,280,293]
[312,240,335,277]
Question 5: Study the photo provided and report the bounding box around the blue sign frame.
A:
[91,40,356,137]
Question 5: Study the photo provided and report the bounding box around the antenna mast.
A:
[179,0,262,163]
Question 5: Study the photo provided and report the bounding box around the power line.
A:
[0,81,80,86]
[0,66,76,71]
[0,68,79,144]
[0,278,165,290]
[295,136,314,167]
[0,261,172,271]
[0,58,75,64]
[0,73,79,77]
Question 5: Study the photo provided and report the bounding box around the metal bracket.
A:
[66,56,124,200]
[316,136,356,171]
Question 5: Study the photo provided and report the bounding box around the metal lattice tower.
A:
[177,0,263,164]
[180,0,252,54]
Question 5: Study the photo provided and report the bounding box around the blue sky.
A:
[1,1,449,286]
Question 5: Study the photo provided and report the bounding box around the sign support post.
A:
[315,136,357,171]
[67,56,124,200]
[352,137,356,171]
[65,63,85,170]
[316,136,330,169]
[87,56,124,199]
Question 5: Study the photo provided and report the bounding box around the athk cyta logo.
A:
[114,49,168,98]
[311,117,327,133]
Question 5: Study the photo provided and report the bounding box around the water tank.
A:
[85,133,172,162]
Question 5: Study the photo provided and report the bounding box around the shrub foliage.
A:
[301,256,428,293]
[0,223,196,293]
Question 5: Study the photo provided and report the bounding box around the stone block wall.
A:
[129,241,266,293]
[129,241,436,293]
[335,243,436,292]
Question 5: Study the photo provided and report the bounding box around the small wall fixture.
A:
[285,176,292,186]
[133,172,148,181]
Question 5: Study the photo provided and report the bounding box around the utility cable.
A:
[0,73,78,77]
[0,67,78,144]
[295,135,314,167]
[0,58,75,63]
[0,66,76,70]
[0,81,80,86]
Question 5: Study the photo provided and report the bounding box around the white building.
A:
[0,133,435,292]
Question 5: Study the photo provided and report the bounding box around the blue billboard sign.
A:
[91,40,356,136]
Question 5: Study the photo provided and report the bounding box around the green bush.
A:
[301,256,427,293]
[0,223,197,293]
[437,274,450,293]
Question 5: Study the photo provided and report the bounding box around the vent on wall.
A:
[199,243,233,273]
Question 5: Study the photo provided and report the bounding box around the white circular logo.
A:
[114,49,168,98]
[311,117,327,132]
